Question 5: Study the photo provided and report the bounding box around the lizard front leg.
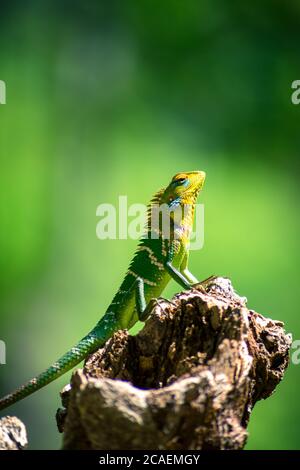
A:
[179,252,199,284]
[134,277,166,322]
[135,246,197,322]
[180,252,217,291]
[165,243,193,289]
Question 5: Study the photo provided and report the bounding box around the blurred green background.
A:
[0,0,299,450]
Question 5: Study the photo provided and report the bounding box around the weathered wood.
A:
[0,416,27,450]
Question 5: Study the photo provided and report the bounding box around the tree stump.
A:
[0,416,28,450]
[57,277,291,450]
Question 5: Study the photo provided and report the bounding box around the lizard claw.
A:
[139,297,174,322]
[192,275,218,293]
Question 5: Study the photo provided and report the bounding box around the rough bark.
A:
[57,277,291,450]
[0,416,28,450]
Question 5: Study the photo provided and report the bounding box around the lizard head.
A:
[164,171,206,206]
[148,171,206,240]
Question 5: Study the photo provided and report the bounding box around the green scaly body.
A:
[0,171,206,411]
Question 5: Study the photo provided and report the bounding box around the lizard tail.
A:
[0,315,116,411]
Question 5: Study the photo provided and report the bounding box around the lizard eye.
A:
[172,177,187,185]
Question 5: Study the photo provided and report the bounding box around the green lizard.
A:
[0,170,206,411]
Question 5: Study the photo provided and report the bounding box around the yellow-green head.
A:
[163,171,206,206]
